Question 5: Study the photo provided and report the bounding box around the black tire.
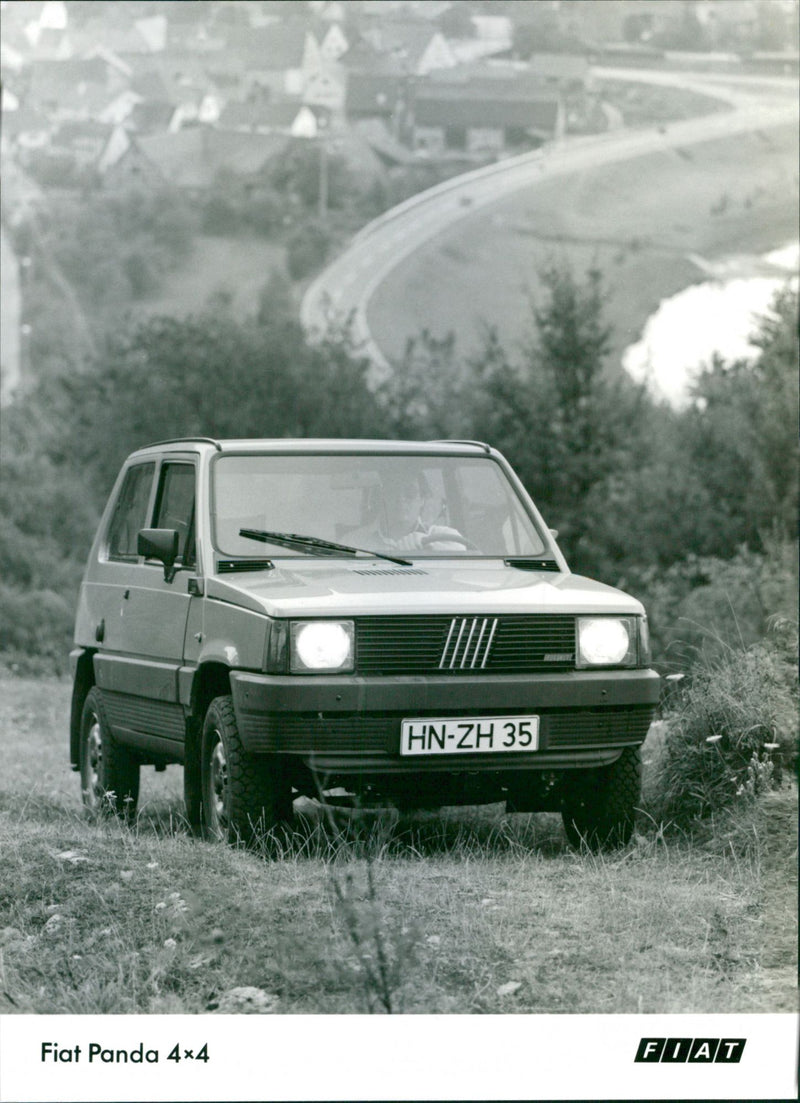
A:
[79,687,140,822]
[183,719,203,836]
[561,746,641,851]
[200,695,292,844]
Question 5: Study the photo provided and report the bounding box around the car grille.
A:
[355,615,576,675]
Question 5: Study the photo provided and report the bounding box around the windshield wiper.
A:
[239,529,413,567]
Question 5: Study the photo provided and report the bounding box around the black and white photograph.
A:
[0,1,797,1100]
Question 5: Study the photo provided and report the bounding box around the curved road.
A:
[301,67,798,378]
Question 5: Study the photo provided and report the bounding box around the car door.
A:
[93,457,199,755]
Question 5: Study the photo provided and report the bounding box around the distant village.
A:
[2,0,795,209]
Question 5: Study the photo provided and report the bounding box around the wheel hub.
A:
[209,735,228,830]
[85,718,103,807]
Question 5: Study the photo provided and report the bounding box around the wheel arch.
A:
[189,661,233,724]
[70,648,96,771]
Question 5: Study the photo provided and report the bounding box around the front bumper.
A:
[230,669,661,771]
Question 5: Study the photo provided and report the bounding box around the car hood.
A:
[206,560,645,618]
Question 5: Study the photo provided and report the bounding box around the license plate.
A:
[400,715,540,756]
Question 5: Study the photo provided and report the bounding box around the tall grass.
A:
[647,624,798,827]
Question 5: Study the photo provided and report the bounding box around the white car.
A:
[70,438,660,848]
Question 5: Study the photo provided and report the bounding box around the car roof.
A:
[127,438,496,459]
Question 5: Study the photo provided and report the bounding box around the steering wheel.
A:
[419,531,480,552]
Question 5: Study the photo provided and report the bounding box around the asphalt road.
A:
[301,68,798,378]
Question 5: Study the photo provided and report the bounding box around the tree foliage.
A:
[2,261,796,674]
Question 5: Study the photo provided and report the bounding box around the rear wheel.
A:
[561,747,641,850]
[79,687,140,822]
[200,695,292,844]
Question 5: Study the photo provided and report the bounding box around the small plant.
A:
[328,855,420,1014]
[309,784,421,1014]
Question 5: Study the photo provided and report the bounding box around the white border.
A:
[1,1013,797,1101]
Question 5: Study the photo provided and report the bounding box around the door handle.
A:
[95,619,105,642]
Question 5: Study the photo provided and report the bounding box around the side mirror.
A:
[548,528,559,540]
[138,528,179,582]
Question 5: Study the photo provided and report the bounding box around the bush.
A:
[243,192,285,236]
[202,196,240,235]
[636,540,798,668]
[286,221,332,280]
[0,586,74,674]
[649,633,798,826]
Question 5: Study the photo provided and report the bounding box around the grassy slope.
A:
[137,235,286,323]
[1,677,796,1015]
[367,123,799,371]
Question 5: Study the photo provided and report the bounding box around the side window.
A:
[106,462,156,561]
[153,463,196,568]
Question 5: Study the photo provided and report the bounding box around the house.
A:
[448,12,513,64]
[222,20,325,99]
[99,90,144,127]
[217,100,321,138]
[126,99,176,136]
[1,105,53,158]
[310,1,348,22]
[411,78,564,155]
[351,117,414,167]
[49,119,114,168]
[315,19,350,62]
[105,127,289,196]
[345,67,408,124]
[133,15,168,54]
[303,63,346,114]
[98,124,133,174]
[359,19,457,75]
[71,16,163,58]
[0,37,26,74]
[165,6,226,54]
[471,14,514,49]
[133,56,224,131]
[37,0,68,31]
[27,56,130,121]
[12,1,72,59]
[529,53,591,91]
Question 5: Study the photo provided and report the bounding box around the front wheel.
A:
[200,695,292,844]
[561,747,641,851]
[79,687,140,821]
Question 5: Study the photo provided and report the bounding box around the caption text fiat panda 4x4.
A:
[70,438,661,848]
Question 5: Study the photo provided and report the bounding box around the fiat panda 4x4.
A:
[70,438,661,848]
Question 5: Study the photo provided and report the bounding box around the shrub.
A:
[637,540,798,668]
[650,633,798,826]
[243,192,285,236]
[286,221,332,281]
[124,251,158,299]
[0,586,74,674]
[202,196,240,235]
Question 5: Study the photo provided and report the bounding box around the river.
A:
[622,241,799,405]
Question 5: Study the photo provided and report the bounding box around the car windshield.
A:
[211,453,547,559]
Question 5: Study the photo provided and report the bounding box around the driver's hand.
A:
[422,525,467,550]
[428,525,462,540]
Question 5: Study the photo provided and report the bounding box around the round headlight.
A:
[578,618,631,666]
[292,621,354,672]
